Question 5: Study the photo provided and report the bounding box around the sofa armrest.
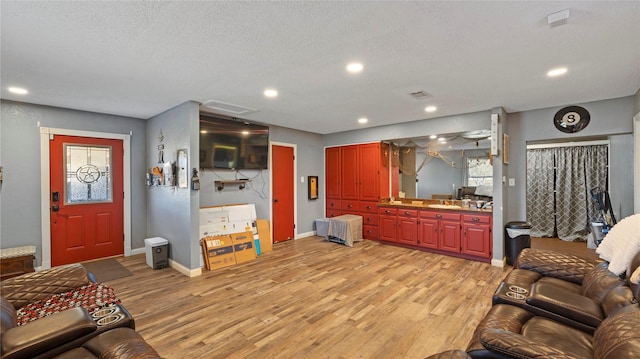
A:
[514,248,598,284]
[526,282,603,328]
[1,264,92,308]
[1,307,97,359]
[479,328,584,359]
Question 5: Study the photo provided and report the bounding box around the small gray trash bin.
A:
[315,218,330,237]
[145,237,169,269]
[505,222,531,266]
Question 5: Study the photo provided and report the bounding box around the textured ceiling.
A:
[1,1,639,134]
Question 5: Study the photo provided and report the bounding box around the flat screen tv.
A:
[199,115,269,170]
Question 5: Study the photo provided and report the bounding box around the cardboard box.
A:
[256,219,272,253]
[200,206,229,225]
[201,235,236,270]
[231,231,257,264]
[224,204,257,222]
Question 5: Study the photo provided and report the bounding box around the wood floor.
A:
[106,237,510,359]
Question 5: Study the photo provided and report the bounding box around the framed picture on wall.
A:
[308,176,318,200]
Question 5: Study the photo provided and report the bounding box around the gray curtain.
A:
[526,148,556,237]
[526,145,608,241]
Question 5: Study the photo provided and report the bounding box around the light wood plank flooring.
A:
[107,237,510,358]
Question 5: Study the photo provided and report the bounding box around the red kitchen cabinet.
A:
[462,214,492,258]
[325,147,341,199]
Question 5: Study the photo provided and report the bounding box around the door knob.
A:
[274,198,279,203]
[52,204,59,212]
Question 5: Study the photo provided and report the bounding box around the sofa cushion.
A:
[593,309,640,359]
[16,283,120,326]
[1,264,92,309]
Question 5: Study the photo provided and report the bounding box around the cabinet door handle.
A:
[436,214,442,219]
[367,205,372,209]
[348,204,352,208]
[472,217,480,222]
[404,211,410,215]
[386,210,391,214]
[330,203,334,207]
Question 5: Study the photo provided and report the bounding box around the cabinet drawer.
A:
[327,198,341,210]
[420,210,460,221]
[362,214,379,226]
[363,225,379,240]
[462,214,491,224]
[378,207,397,216]
[341,200,359,212]
[397,209,418,218]
[326,209,342,218]
[359,201,378,213]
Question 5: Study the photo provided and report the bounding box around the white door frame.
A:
[39,127,132,270]
[635,112,640,214]
[269,141,298,239]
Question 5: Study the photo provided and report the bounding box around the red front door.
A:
[272,145,294,243]
[50,135,124,266]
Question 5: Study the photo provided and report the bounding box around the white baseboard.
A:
[491,257,506,268]
[130,247,145,256]
[169,258,202,277]
[296,231,315,239]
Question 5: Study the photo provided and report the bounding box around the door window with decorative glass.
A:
[64,144,112,204]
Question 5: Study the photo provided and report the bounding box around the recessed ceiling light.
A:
[429,135,438,139]
[425,106,437,113]
[8,87,28,95]
[241,130,250,135]
[346,62,363,73]
[264,89,278,98]
[547,67,568,77]
[358,117,368,124]
[200,130,208,134]
[438,137,446,142]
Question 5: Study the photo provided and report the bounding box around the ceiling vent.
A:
[408,90,432,99]
[202,99,258,115]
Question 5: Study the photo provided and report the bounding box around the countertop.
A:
[377,200,492,214]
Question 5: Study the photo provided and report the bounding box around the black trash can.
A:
[505,221,532,266]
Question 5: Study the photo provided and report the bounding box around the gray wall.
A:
[0,100,147,266]
[146,101,200,270]
[198,124,325,236]
[505,96,635,223]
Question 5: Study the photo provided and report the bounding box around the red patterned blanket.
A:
[16,283,121,326]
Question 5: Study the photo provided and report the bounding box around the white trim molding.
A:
[39,127,132,269]
[635,113,640,214]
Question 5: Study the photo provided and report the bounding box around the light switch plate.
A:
[301,176,304,183]
[508,178,515,186]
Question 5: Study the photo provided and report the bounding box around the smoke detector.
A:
[202,99,258,115]
[547,9,570,27]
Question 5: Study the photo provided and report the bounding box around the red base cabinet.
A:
[462,214,492,258]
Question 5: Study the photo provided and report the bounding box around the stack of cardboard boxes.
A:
[199,204,271,270]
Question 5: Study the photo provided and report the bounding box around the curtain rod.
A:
[526,139,609,149]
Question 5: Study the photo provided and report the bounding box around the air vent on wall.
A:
[202,99,258,115]
[408,90,432,99]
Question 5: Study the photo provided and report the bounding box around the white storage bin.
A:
[145,237,169,269]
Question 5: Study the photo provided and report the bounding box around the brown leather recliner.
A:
[492,248,634,333]
[0,264,154,359]
[466,249,640,358]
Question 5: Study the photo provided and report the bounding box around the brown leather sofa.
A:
[492,248,629,333]
[465,248,640,358]
[1,264,160,359]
